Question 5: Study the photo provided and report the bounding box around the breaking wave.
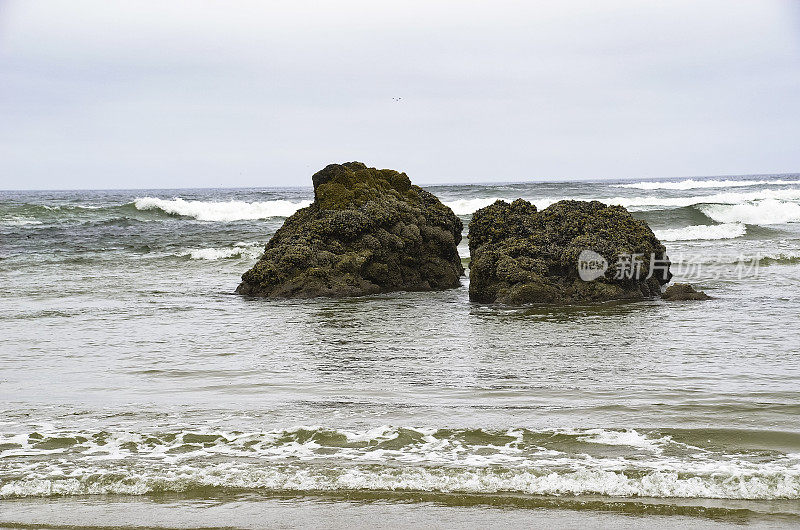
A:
[613,178,800,190]
[133,197,311,221]
[1,426,798,501]
[603,189,800,210]
[3,464,798,500]
[440,190,800,226]
[443,197,505,215]
[654,223,747,242]
[698,200,800,225]
[182,243,263,260]
[756,252,800,266]
[8,189,800,226]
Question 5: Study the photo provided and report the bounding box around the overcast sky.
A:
[1,1,799,189]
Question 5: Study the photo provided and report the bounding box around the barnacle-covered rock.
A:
[468,199,671,304]
[237,162,464,298]
[662,283,711,301]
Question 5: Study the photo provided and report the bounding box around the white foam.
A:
[2,463,798,500]
[341,425,398,443]
[654,223,747,242]
[3,427,798,500]
[576,429,665,452]
[613,178,800,190]
[134,197,311,222]
[699,199,800,225]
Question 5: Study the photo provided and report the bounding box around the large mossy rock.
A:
[237,162,464,298]
[468,199,671,304]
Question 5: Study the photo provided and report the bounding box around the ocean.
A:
[1,175,800,528]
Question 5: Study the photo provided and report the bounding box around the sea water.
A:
[1,175,800,527]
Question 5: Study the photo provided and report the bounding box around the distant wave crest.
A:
[8,187,800,227]
[439,190,800,226]
[613,178,800,190]
[134,197,311,221]
[604,189,800,209]
[654,223,746,242]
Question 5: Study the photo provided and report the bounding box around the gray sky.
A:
[1,0,800,189]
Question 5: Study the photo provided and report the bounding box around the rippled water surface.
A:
[2,175,800,527]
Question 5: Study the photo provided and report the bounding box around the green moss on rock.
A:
[237,162,464,298]
[468,199,672,304]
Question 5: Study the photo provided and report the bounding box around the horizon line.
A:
[2,171,798,193]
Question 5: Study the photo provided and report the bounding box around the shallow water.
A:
[1,175,800,527]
